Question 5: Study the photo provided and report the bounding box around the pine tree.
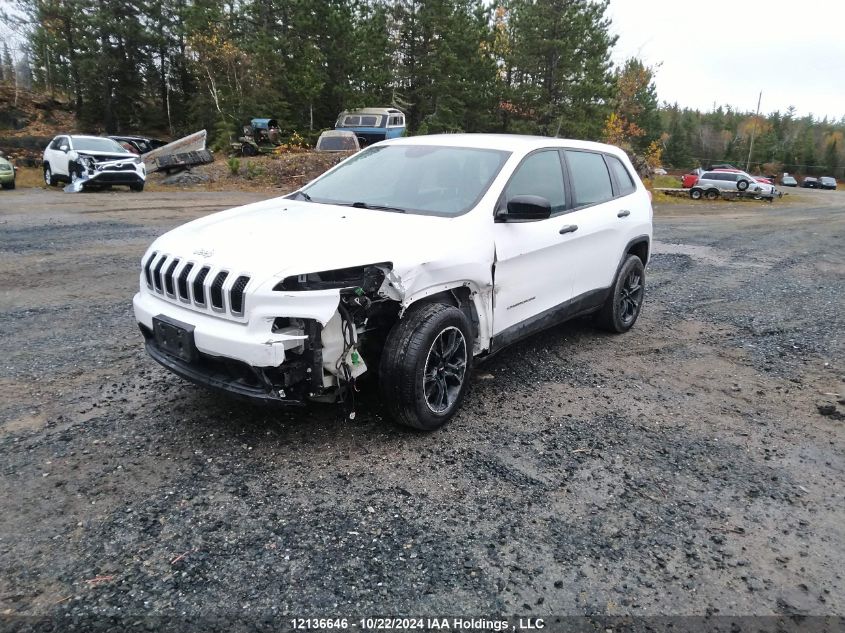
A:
[15,50,33,90]
[393,0,497,133]
[2,43,15,86]
[824,137,840,178]
[500,0,616,138]
[663,106,691,167]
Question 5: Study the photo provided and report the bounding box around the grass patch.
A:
[650,174,682,189]
[12,166,45,188]
[650,190,677,204]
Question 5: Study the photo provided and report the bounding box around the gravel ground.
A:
[0,186,843,629]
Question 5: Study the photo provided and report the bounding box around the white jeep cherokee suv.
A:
[134,134,652,430]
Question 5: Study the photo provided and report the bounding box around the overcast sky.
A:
[606,0,845,121]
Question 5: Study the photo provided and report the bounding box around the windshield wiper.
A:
[349,201,405,213]
[295,190,312,201]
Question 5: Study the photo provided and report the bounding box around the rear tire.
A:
[595,255,645,334]
[379,303,473,431]
[690,188,703,200]
[705,189,719,200]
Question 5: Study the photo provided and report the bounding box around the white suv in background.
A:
[43,135,146,191]
[134,134,653,430]
[691,170,775,200]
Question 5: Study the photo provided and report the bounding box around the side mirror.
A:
[59,145,69,152]
[497,195,552,221]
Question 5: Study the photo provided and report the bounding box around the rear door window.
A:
[566,150,614,206]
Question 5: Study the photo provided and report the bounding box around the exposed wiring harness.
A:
[335,300,359,420]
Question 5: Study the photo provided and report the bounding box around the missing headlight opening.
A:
[263,263,400,416]
[273,263,388,292]
[267,263,397,418]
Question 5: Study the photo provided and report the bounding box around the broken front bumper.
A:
[67,158,146,191]
[143,336,306,405]
[133,288,340,403]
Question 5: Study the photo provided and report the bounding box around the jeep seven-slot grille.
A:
[152,257,166,292]
[164,259,179,295]
[193,266,210,305]
[229,275,250,314]
[177,263,193,300]
[210,271,229,310]
[145,255,250,319]
[143,251,157,287]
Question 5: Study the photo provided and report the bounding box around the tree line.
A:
[2,0,843,176]
[6,0,618,143]
[663,105,843,177]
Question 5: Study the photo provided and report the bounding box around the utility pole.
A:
[745,91,762,172]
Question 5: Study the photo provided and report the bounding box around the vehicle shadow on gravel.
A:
[156,316,605,442]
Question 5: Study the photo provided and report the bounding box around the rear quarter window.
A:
[606,155,636,195]
[566,150,613,206]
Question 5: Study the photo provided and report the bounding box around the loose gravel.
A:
[0,187,843,628]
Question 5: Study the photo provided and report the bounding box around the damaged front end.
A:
[279,263,400,410]
[64,153,146,192]
[135,259,399,413]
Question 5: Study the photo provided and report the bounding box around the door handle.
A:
[617,209,631,218]
[559,224,578,235]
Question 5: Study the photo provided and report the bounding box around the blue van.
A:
[334,108,406,146]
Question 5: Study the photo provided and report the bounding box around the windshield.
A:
[73,137,130,153]
[316,134,359,151]
[301,145,510,216]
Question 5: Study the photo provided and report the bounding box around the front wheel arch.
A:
[401,282,488,350]
[378,302,474,431]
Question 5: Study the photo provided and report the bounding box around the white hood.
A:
[148,197,491,286]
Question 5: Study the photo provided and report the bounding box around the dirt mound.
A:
[0,86,77,164]
[148,151,352,193]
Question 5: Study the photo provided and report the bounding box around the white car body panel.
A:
[492,218,578,335]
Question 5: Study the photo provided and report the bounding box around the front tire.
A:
[595,255,645,333]
[379,303,473,431]
[44,164,57,187]
[130,182,144,192]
